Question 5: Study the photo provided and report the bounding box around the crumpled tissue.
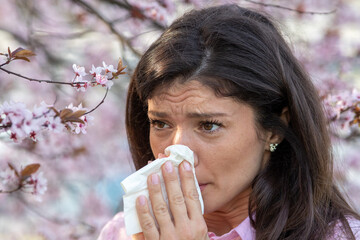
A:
[121,144,204,236]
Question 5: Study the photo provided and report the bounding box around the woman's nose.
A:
[172,128,189,146]
[172,128,199,167]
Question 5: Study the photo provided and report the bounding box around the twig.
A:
[0,66,80,86]
[0,186,21,194]
[100,0,167,30]
[32,29,93,39]
[0,64,111,121]
[0,123,12,130]
[243,0,336,15]
[84,87,109,115]
[0,61,10,67]
[71,0,142,57]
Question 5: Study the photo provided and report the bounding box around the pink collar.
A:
[208,216,255,240]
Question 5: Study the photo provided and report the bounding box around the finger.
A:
[179,160,202,219]
[131,232,145,240]
[135,195,159,239]
[147,173,173,230]
[162,161,188,224]
[147,160,153,165]
[157,153,166,159]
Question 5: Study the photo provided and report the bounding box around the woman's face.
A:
[147,80,271,213]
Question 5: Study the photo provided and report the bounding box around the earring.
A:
[269,143,278,152]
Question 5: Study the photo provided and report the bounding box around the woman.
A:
[100,4,360,240]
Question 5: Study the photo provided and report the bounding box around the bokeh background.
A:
[0,0,359,239]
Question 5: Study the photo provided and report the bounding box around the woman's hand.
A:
[132,160,209,240]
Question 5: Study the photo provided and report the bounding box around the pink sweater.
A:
[97,212,360,240]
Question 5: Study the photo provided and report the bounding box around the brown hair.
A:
[125,4,359,239]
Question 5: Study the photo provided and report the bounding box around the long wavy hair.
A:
[125,4,359,239]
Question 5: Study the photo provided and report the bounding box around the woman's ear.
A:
[280,107,290,127]
[265,107,290,151]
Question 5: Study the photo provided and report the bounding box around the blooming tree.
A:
[0,0,359,239]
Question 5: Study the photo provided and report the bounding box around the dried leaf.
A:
[59,109,74,119]
[117,58,124,71]
[59,109,86,124]
[8,47,11,58]
[71,110,86,118]
[112,68,127,79]
[73,147,87,156]
[12,48,36,58]
[13,56,31,62]
[11,47,24,55]
[63,117,85,124]
[49,107,60,116]
[8,162,19,177]
[114,58,127,76]
[20,163,40,178]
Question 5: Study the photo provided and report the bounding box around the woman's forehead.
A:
[147,81,249,118]
[151,80,209,98]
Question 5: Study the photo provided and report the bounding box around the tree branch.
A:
[84,87,109,115]
[0,185,21,194]
[71,0,143,57]
[99,0,167,30]
[0,66,76,86]
[243,0,336,15]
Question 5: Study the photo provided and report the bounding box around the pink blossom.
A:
[72,115,93,134]
[47,116,64,133]
[0,101,68,142]
[0,167,19,190]
[90,65,104,77]
[23,171,48,202]
[22,116,42,135]
[322,88,360,138]
[65,103,92,134]
[95,74,109,85]
[72,64,87,82]
[102,61,117,74]
[33,102,55,118]
[66,103,84,112]
[105,80,114,89]
[75,81,89,92]
[0,101,32,141]
[0,101,28,126]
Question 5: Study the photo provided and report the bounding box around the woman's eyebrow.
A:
[148,111,228,118]
[187,112,228,118]
[148,111,168,118]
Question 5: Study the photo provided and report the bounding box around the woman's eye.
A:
[150,120,169,129]
[200,121,221,132]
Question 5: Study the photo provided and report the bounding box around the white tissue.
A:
[121,144,204,236]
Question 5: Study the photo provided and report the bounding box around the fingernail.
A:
[183,161,192,171]
[165,161,173,173]
[138,195,146,206]
[151,174,159,185]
